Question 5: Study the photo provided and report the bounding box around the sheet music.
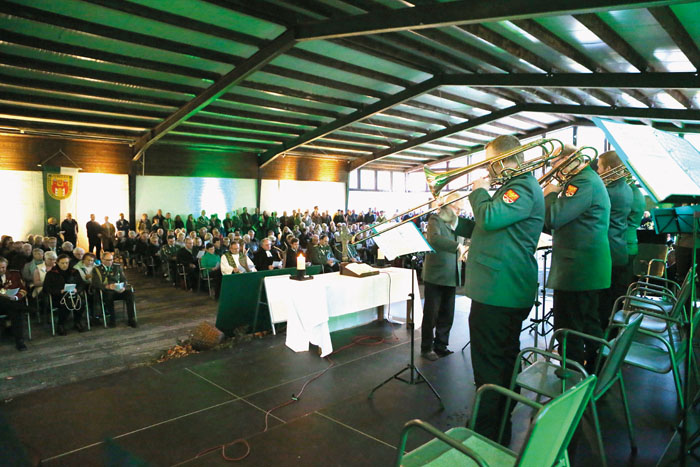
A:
[594,118,700,203]
[370,221,433,260]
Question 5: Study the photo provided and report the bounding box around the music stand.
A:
[653,205,700,465]
[367,225,442,408]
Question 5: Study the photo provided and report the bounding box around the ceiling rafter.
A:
[574,12,693,108]
[648,6,700,70]
[294,0,691,40]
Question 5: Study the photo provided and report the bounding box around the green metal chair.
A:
[504,317,643,467]
[395,376,596,467]
[606,295,700,410]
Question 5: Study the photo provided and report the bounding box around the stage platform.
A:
[1,286,689,466]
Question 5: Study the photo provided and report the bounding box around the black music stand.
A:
[368,255,443,408]
[652,205,700,466]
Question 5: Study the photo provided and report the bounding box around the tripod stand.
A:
[369,256,443,408]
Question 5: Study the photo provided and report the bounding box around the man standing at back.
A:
[86,214,102,259]
[545,145,611,371]
[465,135,544,443]
[596,151,633,330]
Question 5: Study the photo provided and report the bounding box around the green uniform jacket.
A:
[627,184,645,256]
[465,173,544,308]
[605,177,633,266]
[422,214,474,287]
[308,244,336,266]
[545,166,611,291]
[92,264,128,290]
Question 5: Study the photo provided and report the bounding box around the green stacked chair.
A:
[396,375,596,467]
[503,317,643,467]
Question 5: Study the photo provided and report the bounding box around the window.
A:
[360,169,375,190]
[349,170,358,189]
[392,172,406,193]
[576,126,607,155]
[377,171,391,191]
[407,171,427,192]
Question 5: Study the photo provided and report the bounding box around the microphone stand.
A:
[369,255,443,408]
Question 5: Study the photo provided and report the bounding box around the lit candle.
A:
[297,253,305,271]
[377,249,384,260]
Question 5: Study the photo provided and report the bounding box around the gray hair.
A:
[45,251,58,261]
[74,247,85,256]
[61,241,74,250]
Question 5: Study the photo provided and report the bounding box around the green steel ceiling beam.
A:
[520,103,700,121]
[258,76,442,168]
[132,30,295,161]
[348,105,522,171]
[295,0,694,41]
[441,72,700,89]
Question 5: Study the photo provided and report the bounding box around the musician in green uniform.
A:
[596,151,633,330]
[421,192,474,361]
[159,235,181,284]
[544,144,611,371]
[465,135,544,443]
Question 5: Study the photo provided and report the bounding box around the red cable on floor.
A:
[175,327,401,465]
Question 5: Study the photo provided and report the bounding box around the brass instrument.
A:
[350,138,564,244]
[599,164,632,186]
[538,146,598,188]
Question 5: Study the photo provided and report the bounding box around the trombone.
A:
[538,146,598,188]
[350,138,564,244]
[599,164,632,186]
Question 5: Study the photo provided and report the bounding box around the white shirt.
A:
[221,253,256,275]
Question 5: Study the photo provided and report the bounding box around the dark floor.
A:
[1,262,698,466]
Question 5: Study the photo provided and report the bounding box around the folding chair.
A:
[97,286,138,327]
[504,317,643,467]
[198,259,214,298]
[176,263,188,290]
[396,376,597,467]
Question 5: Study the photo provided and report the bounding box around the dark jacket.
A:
[423,211,474,287]
[605,177,633,266]
[177,247,198,269]
[43,266,84,299]
[253,248,281,271]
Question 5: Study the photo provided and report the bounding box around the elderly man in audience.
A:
[309,234,340,273]
[160,235,180,283]
[176,237,199,291]
[92,252,137,328]
[221,241,256,274]
[253,238,282,271]
[46,236,58,253]
[44,253,86,335]
[61,213,78,247]
[9,242,32,271]
[70,247,85,268]
[22,248,44,285]
[0,256,30,350]
[60,241,74,257]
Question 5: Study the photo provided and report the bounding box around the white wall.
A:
[74,173,129,249]
[348,191,432,216]
[260,180,346,214]
[0,170,44,240]
[136,175,257,220]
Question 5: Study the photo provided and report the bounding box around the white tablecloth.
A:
[263,267,422,357]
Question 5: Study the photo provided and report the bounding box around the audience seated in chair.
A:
[0,256,30,351]
[43,253,86,335]
[221,241,256,275]
[92,252,136,328]
[176,238,199,291]
[309,234,339,273]
[253,238,282,271]
[22,248,44,286]
[200,243,221,299]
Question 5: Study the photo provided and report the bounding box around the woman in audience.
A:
[22,248,45,285]
[186,214,196,233]
[175,232,186,248]
[174,215,185,230]
[200,242,221,299]
[45,217,62,242]
[32,251,56,298]
[44,253,86,335]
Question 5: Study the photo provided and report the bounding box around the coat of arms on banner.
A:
[47,174,73,200]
